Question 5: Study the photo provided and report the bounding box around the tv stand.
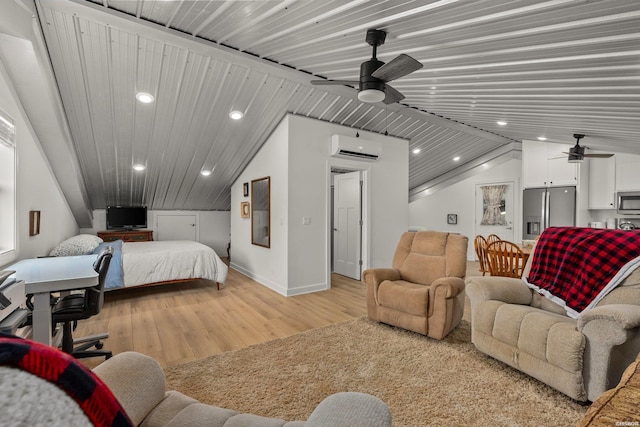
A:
[97,230,153,242]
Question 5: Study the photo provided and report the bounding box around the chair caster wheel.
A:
[96,342,104,349]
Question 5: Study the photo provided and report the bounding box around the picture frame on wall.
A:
[243,182,249,197]
[241,202,250,218]
[447,213,457,225]
[29,210,41,236]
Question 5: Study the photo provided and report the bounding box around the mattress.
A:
[121,240,228,288]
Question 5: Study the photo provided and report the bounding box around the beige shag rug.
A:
[164,317,587,426]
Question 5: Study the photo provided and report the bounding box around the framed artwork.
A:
[447,213,457,225]
[29,210,41,236]
[243,182,249,197]
[240,201,250,218]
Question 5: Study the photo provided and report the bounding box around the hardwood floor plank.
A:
[75,262,481,369]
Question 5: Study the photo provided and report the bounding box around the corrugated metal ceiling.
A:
[34,0,640,211]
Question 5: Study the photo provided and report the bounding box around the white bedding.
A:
[122,240,228,287]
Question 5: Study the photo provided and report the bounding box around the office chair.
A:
[51,247,113,360]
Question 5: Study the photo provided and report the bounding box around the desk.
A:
[8,255,98,346]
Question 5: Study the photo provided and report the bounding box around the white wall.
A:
[0,58,78,266]
[231,114,408,296]
[80,209,231,256]
[231,116,289,293]
[409,159,522,260]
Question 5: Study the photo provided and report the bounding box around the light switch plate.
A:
[302,216,311,225]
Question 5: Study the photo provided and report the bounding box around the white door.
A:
[333,171,362,280]
[156,214,197,241]
[475,182,515,245]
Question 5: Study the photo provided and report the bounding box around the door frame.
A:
[326,159,371,286]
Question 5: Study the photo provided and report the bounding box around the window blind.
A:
[0,111,16,147]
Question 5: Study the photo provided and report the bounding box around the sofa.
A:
[466,228,640,402]
[579,350,640,426]
[0,335,392,427]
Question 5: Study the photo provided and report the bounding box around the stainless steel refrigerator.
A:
[523,186,576,240]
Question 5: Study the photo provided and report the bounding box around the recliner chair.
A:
[363,231,468,340]
[51,247,113,360]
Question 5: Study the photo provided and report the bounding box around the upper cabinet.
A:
[522,141,578,188]
[616,158,640,192]
[588,157,616,209]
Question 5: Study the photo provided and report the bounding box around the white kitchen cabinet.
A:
[522,140,578,188]
[588,156,616,209]
[616,159,640,192]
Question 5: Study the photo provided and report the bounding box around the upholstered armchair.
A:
[363,231,469,340]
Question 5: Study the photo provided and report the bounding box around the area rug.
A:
[164,317,587,426]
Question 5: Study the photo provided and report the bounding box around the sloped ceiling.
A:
[32,0,640,213]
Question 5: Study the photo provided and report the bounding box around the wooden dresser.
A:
[97,230,153,242]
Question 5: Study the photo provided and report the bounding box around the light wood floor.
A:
[75,261,481,369]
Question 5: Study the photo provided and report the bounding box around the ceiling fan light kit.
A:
[358,89,385,103]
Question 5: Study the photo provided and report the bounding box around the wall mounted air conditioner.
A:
[330,134,381,161]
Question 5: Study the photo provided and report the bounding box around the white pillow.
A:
[49,234,103,257]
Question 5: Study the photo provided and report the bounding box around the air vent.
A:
[330,135,381,161]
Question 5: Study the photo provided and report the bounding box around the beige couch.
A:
[364,231,468,340]
[579,350,640,426]
[1,348,392,427]
[466,242,640,402]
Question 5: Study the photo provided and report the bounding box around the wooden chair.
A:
[486,240,526,278]
[474,235,490,276]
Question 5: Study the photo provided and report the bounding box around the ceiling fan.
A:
[310,29,423,105]
[565,134,614,163]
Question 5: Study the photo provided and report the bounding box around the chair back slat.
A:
[474,235,490,276]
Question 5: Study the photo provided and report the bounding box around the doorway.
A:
[332,170,362,280]
[474,181,516,245]
[155,213,198,241]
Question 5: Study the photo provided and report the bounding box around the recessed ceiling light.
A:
[496,120,507,126]
[412,148,421,154]
[133,164,146,171]
[229,110,244,120]
[453,156,460,161]
[200,170,212,176]
[537,136,547,141]
[136,92,155,103]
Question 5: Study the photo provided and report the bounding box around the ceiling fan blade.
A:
[310,79,359,86]
[584,153,614,158]
[383,84,405,105]
[371,53,423,82]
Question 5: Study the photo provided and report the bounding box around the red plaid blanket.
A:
[527,227,640,316]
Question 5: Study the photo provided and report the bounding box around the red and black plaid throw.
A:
[527,226,640,316]
[0,334,132,427]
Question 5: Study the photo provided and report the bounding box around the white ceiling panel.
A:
[31,0,640,212]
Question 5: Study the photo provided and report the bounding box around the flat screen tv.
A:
[106,206,147,230]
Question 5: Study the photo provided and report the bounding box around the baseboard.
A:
[230,263,328,297]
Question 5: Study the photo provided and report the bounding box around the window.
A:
[0,109,16,264]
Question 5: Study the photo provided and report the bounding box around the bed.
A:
[93,240,228,290]
[49,234,228,291]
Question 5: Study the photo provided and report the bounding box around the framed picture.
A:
[243,182,249,197]
[240,201,250,218]
[29,210,41,236]
[447,213,457,225]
